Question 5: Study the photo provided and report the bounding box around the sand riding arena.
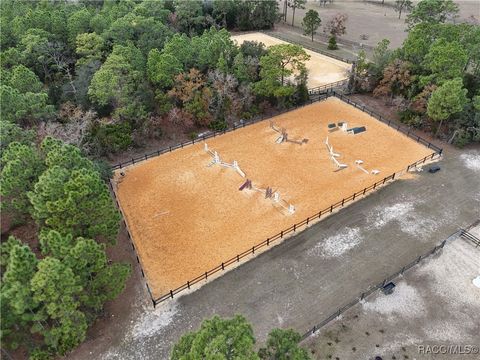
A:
[112,96,440,302]
[231,32,351,89]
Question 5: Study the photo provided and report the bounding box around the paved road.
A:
[68,147,480,360]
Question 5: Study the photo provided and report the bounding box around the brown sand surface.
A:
[231,32,351,88]
[114,98,433,298]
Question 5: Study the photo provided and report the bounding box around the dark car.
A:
[428,165,441,173]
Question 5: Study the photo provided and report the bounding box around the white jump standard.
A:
[204,143,246,178]
[355,159,380,175]
[325,137,347,170]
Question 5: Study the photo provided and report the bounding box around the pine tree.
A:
[1,142,44,222]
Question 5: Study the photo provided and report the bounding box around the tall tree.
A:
[427,78,468,136]
[324,13,347,49]
[171,315,259,360]
[31,257,87,355]
[1,242,38,349]
[302,10,322,42]
[406,0,459,29]
[394,0,413,19]
[373,59,414,102]
[28,166,120,244]
[258,328,311,360]
[254,44,310,98]
[1,142,44,222]
[289,0,307,27]
[422,39,468,84]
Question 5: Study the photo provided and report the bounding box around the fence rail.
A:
[109,91,443,307]
[460,229,480,247]
[262,31,355,64]
[308,79,349,95]
[111,91,442,171]
[299,236,452,341]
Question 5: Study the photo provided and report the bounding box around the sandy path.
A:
[231,32,351,88]
[114,98,433,298]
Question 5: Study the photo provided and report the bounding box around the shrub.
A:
[88,122,133,155]
[328,36,338,50]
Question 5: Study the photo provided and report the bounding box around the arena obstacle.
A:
[355,160,369,174]
[204,143,246,178]
[355,159,380,175]
[239,178,295,214]
[325,137,347,170]
[270,121,308,145]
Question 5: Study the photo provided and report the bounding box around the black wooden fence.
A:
[299,225,477,341]
[111,91,442,171]
[261,31,355,64]
[109,91,443,307]
[308,79,349,96]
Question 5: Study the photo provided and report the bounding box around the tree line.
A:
[349,0,479,146]
[1,0,315,158]
[1,136,129,358]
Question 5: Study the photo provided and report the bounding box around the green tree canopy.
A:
[171,315,259,360]
[427,78,468,135]
[0,142,45,221]
[254,44,310,98]
[258,328,311,360]
[302,10,321,42]
[28,166,120,244]
[422,39,468,84]
[406,0,459,29]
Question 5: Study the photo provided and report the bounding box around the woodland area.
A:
[1,0,479,359]
[349,0,479,146]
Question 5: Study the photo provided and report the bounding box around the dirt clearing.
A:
[231,32,351,88]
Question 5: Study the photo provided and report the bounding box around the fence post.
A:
[205,272,208,280]
[294,224,296,231]
[267,238,270,246]
[187,281,190,289]
[170,290,173,299]
[280,231,284,238]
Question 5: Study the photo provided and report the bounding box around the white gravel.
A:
[367,200,437,236]
[362,282,426,320]
[308,227,362,258]
[459,152,480,172]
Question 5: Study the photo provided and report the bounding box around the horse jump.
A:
[270,121,308,145]
[239,178,295,214]
[205,143,246,178]
[325,137,348,170]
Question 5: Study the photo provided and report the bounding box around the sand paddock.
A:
[114,98,433,298]
[231,32,351,88]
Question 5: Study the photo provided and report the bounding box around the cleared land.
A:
[303,234,480,359]
[114,97,433,298]
[231,32,351,88]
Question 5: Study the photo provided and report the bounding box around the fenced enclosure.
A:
[299,236,450,341]
[109,92,443,307]
[299,222,480,341]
